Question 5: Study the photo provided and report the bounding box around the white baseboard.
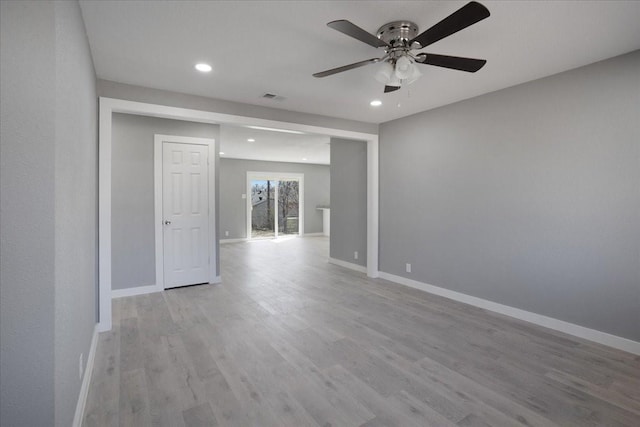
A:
[212,276,222,284]
[73,324,99,427]
[111,284,161,299]
[220,238,247,244]
[328,257,367,274]
[303,232,324,237]
[378,272,640,355]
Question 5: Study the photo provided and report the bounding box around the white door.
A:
[163,142,209,289]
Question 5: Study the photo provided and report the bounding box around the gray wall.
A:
[98,79,378,135]
[220,158,330,238]
[53,1,99,425]
[379,51,640,341]
[112,113,220,290]
[330,139,368,267]
[0,2,56,424]
[1,1,98,425]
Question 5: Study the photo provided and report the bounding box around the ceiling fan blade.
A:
[327,20,389,48]
[384,85,401,93]
[416,53,486,72]
[410,1,490,48]
[313,58,380,78]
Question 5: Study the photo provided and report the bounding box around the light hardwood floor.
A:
[84,237,640,426]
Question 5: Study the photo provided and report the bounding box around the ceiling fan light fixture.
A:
[404,62,423,85]
[375,61,394,84]
[375,55,421,89]
[394,55,414,80]
[387,71,401,88]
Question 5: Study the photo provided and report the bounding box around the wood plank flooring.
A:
[84,236,640,426]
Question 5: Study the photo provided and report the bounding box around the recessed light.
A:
[195,63,212,72]
[370,100,382,107]
[246,125,305,135]
[247,138,255,142]
[219,152,225,155]
[302,158,308,161]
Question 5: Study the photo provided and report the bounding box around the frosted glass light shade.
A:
[404,63,422,84]
[387,72,401,87]
[374,56,422,88]
[394,56,413,79]
[375,61,394,84]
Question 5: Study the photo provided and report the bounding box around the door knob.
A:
[164,220,171,225]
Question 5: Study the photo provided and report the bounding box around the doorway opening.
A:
[99,96,378,332]
[247,172,304,240]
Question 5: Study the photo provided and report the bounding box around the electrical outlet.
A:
[241,194,247,199]
[406,263,412,273]
[79,353,84,379]
[354,251,358,260]
[225,231,229,237]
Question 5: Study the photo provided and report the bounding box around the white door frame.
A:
[99,96,378,331]
[246,171,304,239]
[154,135,217,291]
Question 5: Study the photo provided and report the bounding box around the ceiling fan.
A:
[313,1,490,93]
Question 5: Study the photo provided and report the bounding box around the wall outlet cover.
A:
[354,251,359,260]
[406,263,412,273]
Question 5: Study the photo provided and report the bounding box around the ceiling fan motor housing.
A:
[376,21,419,49]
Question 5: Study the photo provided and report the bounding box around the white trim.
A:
[328,257,367,274]
[100,97,376,140]
[220,238,248,244]
[153,136,164,293]
[99,96,378,331]
[366,139,379,278]
[378,272,640,355]
[212,275,222,284]
[98,100,112,332]
[72,324,99,427]
[303,232,324,237]
[246,171,305,239]
[154,135,217,290]
[112,284,162,299]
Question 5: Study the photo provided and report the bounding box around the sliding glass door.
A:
[277,180,299,236]
[248,173,303,239]
[250,179,276,238]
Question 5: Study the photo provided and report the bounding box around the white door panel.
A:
[163,142,209,288]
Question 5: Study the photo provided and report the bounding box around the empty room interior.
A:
[1,1,639,426]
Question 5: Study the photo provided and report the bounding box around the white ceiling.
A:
[220,125,330,165]
[80,1,640,124]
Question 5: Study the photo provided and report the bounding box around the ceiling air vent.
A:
[262,93,286,101]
